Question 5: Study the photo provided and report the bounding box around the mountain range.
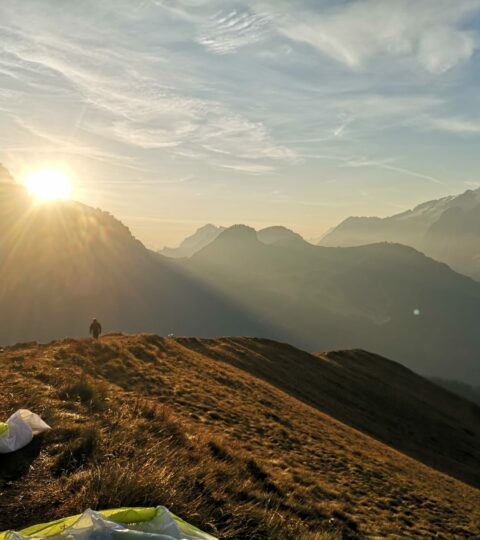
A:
[2,181,480,383]
[185,225,480,382]
[159,224,304,258]
[320,187,480,280]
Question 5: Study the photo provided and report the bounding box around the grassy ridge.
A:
[0,335,479,538]
[174,337,480,488]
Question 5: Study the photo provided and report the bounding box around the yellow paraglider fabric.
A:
[4,508,156,538]
[0,507,217,540]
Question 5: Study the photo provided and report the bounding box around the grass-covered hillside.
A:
[0,335,479,538]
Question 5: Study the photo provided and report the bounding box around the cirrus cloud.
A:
[261,0,480,74]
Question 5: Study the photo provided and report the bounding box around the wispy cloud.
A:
[5,113,151,171]
[307,153,445,185]
[198,7,271,54]
[211,160,277,175]
[426,116,480,134]
[342,156,444,185]
[268,0,480,74]
[0,2,294,175]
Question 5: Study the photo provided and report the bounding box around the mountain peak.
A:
[319,186,480,280]
[192,224,260,260]
[257,226,305,245]
[217,224,258,241]
[159,224,226,258]
[198,223,222,232]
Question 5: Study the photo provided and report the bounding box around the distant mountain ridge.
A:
[320,187,480,280]
[160,224,309,258]
[159,224,226,258]
[188,224,480,382]
[257,226,306,246]
[430,377,480,406]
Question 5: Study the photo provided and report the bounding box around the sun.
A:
[24,168,73,202]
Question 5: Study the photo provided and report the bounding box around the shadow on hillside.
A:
[175,337,480,491]
[0,436,43,482]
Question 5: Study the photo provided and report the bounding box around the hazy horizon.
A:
[1,0,480,248]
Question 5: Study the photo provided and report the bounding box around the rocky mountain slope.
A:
[0,335,479,538]
[319,188,480,280]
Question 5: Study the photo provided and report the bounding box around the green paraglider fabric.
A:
[0,507,217,540]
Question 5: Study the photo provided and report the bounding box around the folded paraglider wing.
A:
[0,507,218,540]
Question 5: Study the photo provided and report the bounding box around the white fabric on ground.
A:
[0,409,51,454]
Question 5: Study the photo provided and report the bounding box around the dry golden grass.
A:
[174,337,480,489]
[0,334,479,539]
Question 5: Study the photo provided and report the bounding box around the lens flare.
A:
[25,168,73,202]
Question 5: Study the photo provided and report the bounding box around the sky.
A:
[1,0,480,249]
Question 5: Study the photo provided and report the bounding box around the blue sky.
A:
[1,0,480,247]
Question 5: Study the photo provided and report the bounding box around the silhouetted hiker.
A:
[89,318,102,339]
